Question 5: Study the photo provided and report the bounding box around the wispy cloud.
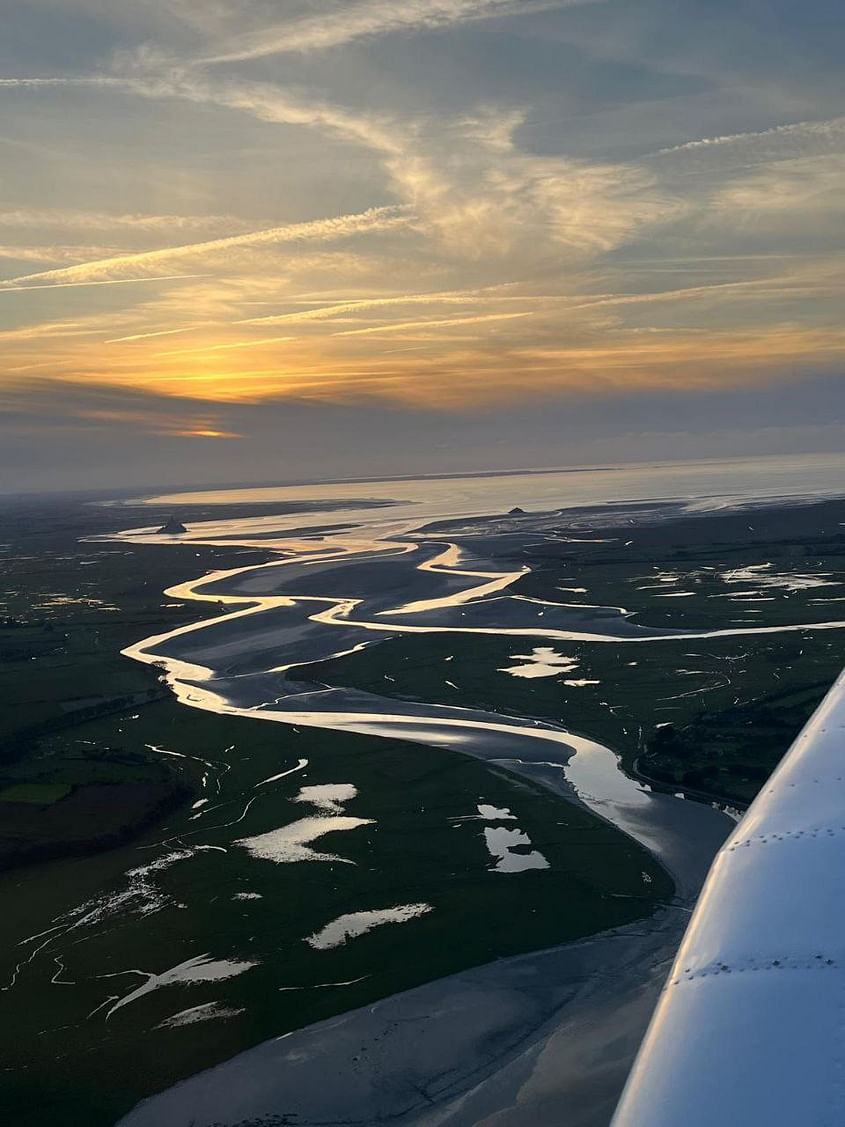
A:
[202,0,596,63]
[332,310,536,336]
[2,0,842,476]
[0,244,127,265]
[104,326,200,344]
[156,0,248,37]
[4,63,679,262]
[0,76,117,88]
[156,335,295,356]
[17,321,839,415]
[567,270,841,312]
[710,154,845,219]
[0,273,207,292]
[170,426,244,438]
[0,208,254,235]
[0,206,409,288]
[515,326,845,380]
[651,115,845,158]
[235,285,532,326]
[113,69,678,259]
[0,318,106,344]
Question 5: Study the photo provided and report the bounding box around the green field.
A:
[305,499,845,804]
[2,491,842,1126]
[0,492,676,1127]
[0,695,672,1127]
[0,782,72,804]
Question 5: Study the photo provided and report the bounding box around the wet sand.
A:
[108,478,843,1126]
[117,906,696,1127]
[114,711,730,1127]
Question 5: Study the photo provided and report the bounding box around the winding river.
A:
[109,460,845,894]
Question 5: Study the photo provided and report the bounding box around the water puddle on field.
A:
[106,955,257,1020]
[720,563,840,591]
[498,647,579,679]
[236,781,375,864]
[305,905,433,950]
[293,783,358,812]
[236,816,375,865]
[477,804,516,821]
[156,1002,245,1029]
[483,827,550,873]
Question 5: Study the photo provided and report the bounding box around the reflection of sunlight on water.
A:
[156,1001,245,1029]
[483,826,550,873]
[237,776,373,864]
[477,803,515,820]
[108,458,844,909]
[293,783,357,812]
[564,742,650,809]
[236,815,374,865]
[137,454,845,525]
[498,647,579,679]
[254,758,308,788]
[306,905,433,950]
[107,955,256,1020]
[720,563,840,591]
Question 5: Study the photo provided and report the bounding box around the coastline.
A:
[5,479,841,1126]
[107,489,844,1124]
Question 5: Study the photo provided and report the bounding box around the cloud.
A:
[202,0,597,63]
[0,77,103,87]
[10,307,842,412]
[156,335,295,356]
[2,4,842,485]
[0,244,128,265]
[0,208,254,235]
[709,154,845,221]
[567,267,843,313]
[0,274,207,292]
[512,325,845,385]
[332,310,535,336]
[0,206,410,288]
[4,62,680,264]
[649,115,845,173]
[114,68,679,259]
[4,373,842,495]
[116,65,404,155]
[105,326,200,343]
[156,0,249,36]
[169,426,243,438]
[235,285,532,325]
[0,318,107,344]
[0,375,239,437]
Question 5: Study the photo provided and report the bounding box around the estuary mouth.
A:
[3,463,844,1127]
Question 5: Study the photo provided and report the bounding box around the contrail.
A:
[0,274,208,293]
[0,207,410,289]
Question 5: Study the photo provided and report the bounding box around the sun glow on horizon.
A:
[1,0,843,477]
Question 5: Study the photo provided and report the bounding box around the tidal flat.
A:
[0,494,669,1126]
[1,700,670,1127]
[1,465,843,1126]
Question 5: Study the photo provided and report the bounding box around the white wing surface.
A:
[612,667,845,1127]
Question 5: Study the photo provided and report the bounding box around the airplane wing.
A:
[612,667,845,1127]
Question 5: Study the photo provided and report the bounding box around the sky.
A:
[1,0,843,492]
